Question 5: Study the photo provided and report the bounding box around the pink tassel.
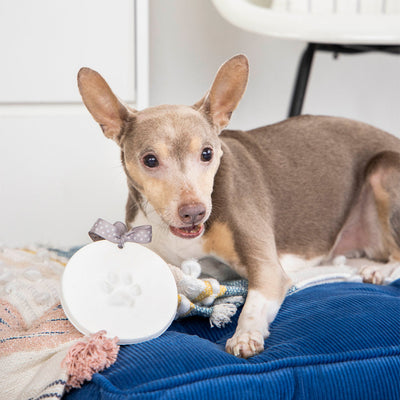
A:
[62,330,120,389]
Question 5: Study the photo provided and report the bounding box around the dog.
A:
[78,55,400,358]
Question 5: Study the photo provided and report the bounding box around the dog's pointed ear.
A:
[77,68,135,143]
[194,55,249,130]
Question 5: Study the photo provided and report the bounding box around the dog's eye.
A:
[143,154,159,168]
[201,147,213,162]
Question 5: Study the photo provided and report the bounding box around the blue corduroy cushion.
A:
[65,280,400,400]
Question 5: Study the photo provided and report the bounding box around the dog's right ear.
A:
[77,68,134,143]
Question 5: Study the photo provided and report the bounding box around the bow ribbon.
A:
[88,218,152,248]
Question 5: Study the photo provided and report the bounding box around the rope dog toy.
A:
[169,260,247,327]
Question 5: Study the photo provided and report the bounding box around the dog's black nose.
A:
[178,203,206,225]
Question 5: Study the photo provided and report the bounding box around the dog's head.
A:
[78,55,248,239]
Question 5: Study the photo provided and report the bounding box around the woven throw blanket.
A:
[0,247,119,400]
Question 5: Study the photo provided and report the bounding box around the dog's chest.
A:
[131,209,206,266]
[152,230,206,266]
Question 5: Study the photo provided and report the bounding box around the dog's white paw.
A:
[361,266,384,284]
[226,330,266,358]
[360,264,396,285]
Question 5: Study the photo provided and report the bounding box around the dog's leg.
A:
[225,239,291,358]
[203,221,290,358]
[359,151,400,283]
[226,269,289,358]
[334,151,400,283]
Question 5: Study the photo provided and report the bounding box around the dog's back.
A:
[212,115,400,260]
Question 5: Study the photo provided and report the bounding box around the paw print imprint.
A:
[100,271,142,308]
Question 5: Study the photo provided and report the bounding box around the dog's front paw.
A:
[226,330,266,358]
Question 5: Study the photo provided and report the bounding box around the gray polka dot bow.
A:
[89,218,152,248]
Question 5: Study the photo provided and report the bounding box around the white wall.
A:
[0,1,140,247]
[149,0,400,135]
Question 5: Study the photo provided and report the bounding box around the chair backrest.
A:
[212,0,400,44]
[267,0,400,14]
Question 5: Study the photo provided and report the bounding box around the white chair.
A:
[211,0,400,116]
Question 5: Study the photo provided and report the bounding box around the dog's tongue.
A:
[170,224,204,239]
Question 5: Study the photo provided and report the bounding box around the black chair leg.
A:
[288,43,316,117]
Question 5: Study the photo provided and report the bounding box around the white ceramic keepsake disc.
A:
[61,240,178,345]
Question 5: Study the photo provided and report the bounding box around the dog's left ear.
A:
[195,55,249,130]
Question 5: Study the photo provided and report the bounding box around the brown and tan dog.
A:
[78,55,400,358]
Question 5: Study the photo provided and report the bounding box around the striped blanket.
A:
[0,247,119,400]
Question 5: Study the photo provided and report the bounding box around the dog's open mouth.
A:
[169,224,205,239]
